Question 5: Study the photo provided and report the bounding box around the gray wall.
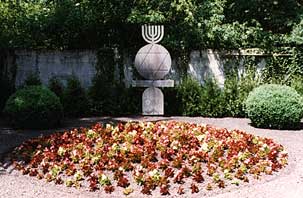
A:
[11,49,274,88]
[15,50,97,88]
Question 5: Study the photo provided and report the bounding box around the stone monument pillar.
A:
[133,25,174,115]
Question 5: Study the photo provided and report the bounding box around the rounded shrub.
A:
[245,84,303,129]
[3,85,63,129]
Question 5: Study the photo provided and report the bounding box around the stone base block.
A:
[142,87,164,115]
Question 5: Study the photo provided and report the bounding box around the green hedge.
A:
[3,85,63,129]
[175,76,257,118]
[245,84,303,129]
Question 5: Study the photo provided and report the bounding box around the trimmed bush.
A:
[3,85,63,129]
[245,84,303,129]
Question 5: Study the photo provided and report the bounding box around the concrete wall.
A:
[188,50,225,87]
[15,50,97,87]
[12,49,273,88]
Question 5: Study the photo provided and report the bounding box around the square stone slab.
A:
[132,80,174,88]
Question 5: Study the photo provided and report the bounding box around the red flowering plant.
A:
[8,121,288,195]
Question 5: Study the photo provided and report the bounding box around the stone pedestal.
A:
[132,80,174,115]
[142,87,164,115]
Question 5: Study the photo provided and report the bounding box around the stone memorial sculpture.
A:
[133,25,174,115]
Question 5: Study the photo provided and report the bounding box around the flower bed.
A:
[8,121,288,195]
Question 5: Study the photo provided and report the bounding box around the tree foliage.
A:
[0,0,302,50]
[225,0,301,33]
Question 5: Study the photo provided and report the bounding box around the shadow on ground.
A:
[247,121,303,131]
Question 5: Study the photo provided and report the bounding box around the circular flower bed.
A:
[8,121,288,195]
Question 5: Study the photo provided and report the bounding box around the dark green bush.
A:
[88,72,113,115]
[222,73,259,117]
[163,87,180,115]
[176,77,225,117]
[0,76,15,114]
[23,73,41,87]
[48,76,64,101]
[291,76,303,96]
[245,84,303,129]
[221,57,261,117]
[176,77,202,116]
[89,82,141,116]
[222,75,242,117]
[3,85,63,129]
[113,86,141,115]
[200,78,224,117]
[62,76,89,117]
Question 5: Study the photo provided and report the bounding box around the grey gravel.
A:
[0,117,303,198]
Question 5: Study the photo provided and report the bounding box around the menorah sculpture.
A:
[133,25,174,115]
[142,25,164,45]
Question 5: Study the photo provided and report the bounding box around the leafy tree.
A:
[0,0,303,49]
[224,0,302,33]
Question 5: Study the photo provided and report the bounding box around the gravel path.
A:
[0,117,303,198]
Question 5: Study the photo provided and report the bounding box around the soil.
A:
[0,116,303,198]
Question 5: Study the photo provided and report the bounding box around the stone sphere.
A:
[134,44,172,80]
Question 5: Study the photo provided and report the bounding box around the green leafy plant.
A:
[290,75,303,96]
[200,78,224,117]
[223,74,260,118]
[48,76,64,101]
[245,84,303,129]
[163,87,181,115]
[2,0,300,50]
[88,48,141,116]
[23,73,41,87]
[0,76,15,113]
[3,85,63,129]
[222,57,261,117]
[176,77,202,116]
[222,75,242,117]
[62,76,89,117]
[89,83,141,116]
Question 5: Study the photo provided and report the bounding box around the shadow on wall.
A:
[0,50,16,113]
